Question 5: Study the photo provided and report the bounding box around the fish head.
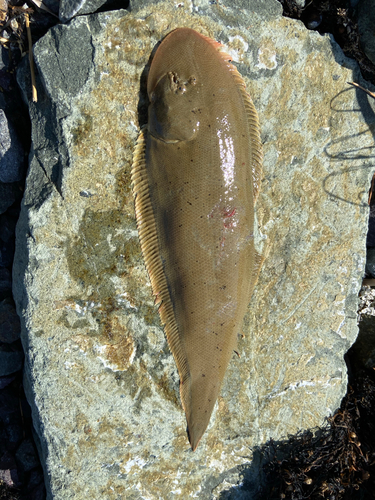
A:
[148,71,201,143]
[147,28,213,143]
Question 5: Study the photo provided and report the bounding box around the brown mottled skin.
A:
[132,28,263,450]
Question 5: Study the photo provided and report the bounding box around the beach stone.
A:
[13,0,373,498]
[0,109,25,183]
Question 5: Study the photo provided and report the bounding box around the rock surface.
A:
[13,0,374,498]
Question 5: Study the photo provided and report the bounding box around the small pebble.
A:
[307,14,322,30]
[9,18,18,31]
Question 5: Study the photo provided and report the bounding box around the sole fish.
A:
[132,27,263,451]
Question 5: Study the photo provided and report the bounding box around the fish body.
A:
[132,28,263,450]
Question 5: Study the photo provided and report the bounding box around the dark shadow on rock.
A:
[328,35,360,74]
[322,165,372,207]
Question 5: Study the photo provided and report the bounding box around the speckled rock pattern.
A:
[13,0,374,498]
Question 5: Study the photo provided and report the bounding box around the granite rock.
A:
[13,0,374,498]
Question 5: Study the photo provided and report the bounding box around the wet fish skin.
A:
[132,27,263,451]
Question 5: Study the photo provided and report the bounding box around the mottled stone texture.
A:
[13,0,374,498]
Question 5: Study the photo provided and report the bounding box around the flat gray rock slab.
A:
[59,0,107,22]
[13,0,374,498]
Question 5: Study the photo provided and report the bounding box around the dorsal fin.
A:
[131,127,191,414]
